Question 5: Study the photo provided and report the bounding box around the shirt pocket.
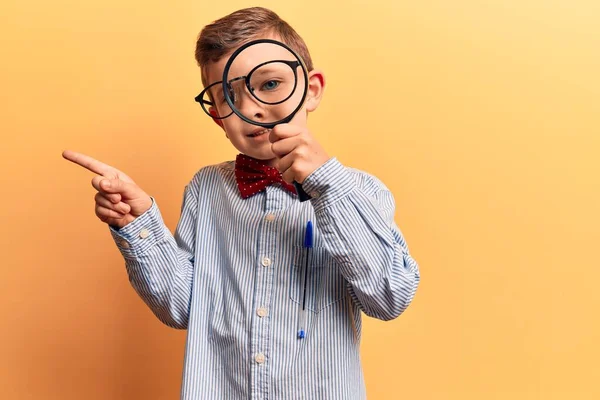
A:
[289,245,346,313]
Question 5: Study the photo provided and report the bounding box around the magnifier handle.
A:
[293,181,312,202]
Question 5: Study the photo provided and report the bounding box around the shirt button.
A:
[310,191,320,198]
[255,353,266,364]
[120,240,130,249]
[261,257,271,267]
[139,229,150,239]
[256,307,268,317]
[265,214,276,222]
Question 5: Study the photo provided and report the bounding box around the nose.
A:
[233,83,265,121]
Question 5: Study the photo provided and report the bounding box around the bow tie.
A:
[235,154,298,199]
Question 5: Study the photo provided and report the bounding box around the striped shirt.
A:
[109,157,420,399]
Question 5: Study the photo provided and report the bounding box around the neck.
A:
[264,158,278,168]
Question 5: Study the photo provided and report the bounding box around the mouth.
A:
[246,128,271,138]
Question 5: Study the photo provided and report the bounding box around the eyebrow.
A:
[251,67,282,76]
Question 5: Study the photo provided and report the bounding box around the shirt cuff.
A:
[109,197,167,259]
[301,157,355,211]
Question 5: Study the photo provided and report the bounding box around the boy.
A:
[63,7,419,399]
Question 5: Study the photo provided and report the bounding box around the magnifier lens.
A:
[223,41,307,127]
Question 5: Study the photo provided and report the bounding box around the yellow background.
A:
[1,0,599,399]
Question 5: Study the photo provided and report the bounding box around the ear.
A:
[305,69,325,113]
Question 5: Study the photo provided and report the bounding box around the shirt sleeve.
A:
[108,183,198,329]
[301,157,420,321]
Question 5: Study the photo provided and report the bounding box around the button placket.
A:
[250,187,286,398]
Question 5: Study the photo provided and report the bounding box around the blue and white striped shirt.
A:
[109,157,420,399]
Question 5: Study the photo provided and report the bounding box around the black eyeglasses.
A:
[194,59,301,120]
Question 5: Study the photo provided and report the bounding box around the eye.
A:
[261,80,280,91]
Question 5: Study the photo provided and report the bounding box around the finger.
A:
[281,167,296,184]
[271,136,302,158]
[98,178,141,199]
[91,176,121,202]
[95,192,130,214]
[62,150,117,177]
[269,124,303,143]
[278,152,298,183]
[91,176,122,202]
[95,204,129,221]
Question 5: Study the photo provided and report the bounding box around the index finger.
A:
[62,150,115,176]
[269,124,302,143]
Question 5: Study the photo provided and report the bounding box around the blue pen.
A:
[297,220,313,339]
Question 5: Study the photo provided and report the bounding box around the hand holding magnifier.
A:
[221,39,312,201]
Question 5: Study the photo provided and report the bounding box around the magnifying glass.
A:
[221,39,312,201]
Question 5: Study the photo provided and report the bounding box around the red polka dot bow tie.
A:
[235,153,298,199]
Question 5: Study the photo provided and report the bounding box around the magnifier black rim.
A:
[222,38,309,129]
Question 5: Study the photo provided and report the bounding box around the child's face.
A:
[203,36,322,162]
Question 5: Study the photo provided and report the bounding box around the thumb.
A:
[100,178,142,199]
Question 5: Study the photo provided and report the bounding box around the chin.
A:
[245,148,275,161]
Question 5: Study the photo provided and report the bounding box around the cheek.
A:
[288,108,308,126]
[278,89,306,117]
[219,120,234,137]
